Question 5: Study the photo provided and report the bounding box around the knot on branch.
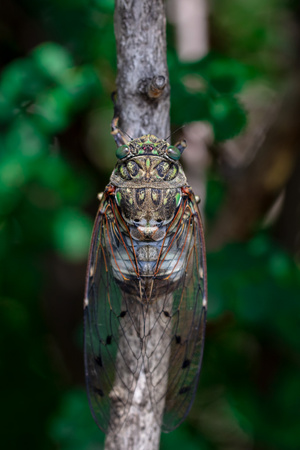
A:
[138,75,166,99]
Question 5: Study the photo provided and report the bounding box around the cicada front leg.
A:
[110,92,128,147]
[174,139,187,154]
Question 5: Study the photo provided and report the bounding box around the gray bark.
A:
[113,0,170,139]
[105,1,170,449]
[105,294,172,450]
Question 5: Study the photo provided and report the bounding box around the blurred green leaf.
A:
[209,95,247,141]
[169,51,249,141]
[49,389,105,450]
[52,208,93,262]
[5,117,47,158]
[32,42,73,83]
[34,87,73,133]
[0,59,45,104]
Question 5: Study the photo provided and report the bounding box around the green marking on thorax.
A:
[146,158,150,169]
[116,191,122,204]
[175,192,181,206]
[170,166,177,178]
[120,166,127,177]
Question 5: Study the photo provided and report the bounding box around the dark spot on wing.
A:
[182,359,190,369]
[175,335,181,344]
[94,387,104,397]
[178,386,191,395]
[119,310,127,318]
[106,335,112,345]
[95,355,103,367]
[163,310,170,318]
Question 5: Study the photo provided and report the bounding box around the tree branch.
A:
[113,0,170,139]
[105,1,170,449]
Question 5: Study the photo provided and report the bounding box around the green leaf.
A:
[209,95,247,141]
[0,59,45,104]
[34,87,73,134]
[49,389,105,450]
[32,42,73,83]
[52,208,93,262]
[197,53,250,94]
[5,117,47,159]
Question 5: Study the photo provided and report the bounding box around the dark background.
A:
[1,1,300,449]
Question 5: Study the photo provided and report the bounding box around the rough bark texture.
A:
[105,1,170,449]
[113,0,170,140]
[105,294,172,450]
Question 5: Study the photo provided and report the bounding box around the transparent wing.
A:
[84,191,207,434]
[84,194,144,434]
[142,194,207,432]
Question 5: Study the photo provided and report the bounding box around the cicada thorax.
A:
[115,186,181,240]
[104,151,196,303]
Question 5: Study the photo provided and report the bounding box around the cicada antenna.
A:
[165,124,186,142]
[121,129,133,141]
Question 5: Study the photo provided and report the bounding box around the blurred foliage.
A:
[169,53,249,140]
[0,1,299,450]
[211,0,292,77]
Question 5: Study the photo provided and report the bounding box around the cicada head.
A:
[110,135,187,189]
[108,135,188,240]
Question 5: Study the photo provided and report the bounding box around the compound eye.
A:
[167,145,181,160]
[116,145,129,159]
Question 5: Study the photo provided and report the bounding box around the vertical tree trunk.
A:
[105,1,170,449]
[113,0,170,139]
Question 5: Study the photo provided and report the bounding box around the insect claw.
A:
[111,116,129,147]
[111,93,129,147]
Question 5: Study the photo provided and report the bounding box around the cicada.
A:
[84,117,207,434]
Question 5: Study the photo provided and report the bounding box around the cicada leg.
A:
[111,92,128,147]
[173,139,187,154]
